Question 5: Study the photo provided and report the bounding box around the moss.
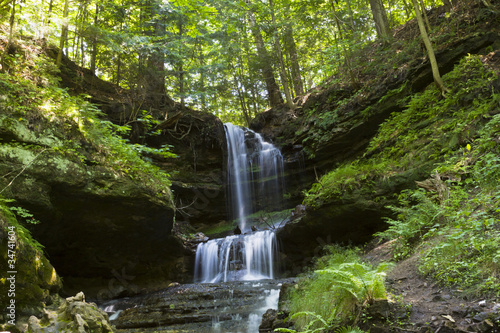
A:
[304,55,499,210]
[0,199,62,314]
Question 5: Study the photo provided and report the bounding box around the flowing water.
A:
[194,123,284,284]
[102,123,287,332]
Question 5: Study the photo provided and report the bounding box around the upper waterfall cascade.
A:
[194,123,285,283]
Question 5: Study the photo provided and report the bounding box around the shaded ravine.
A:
[100,123,289,332]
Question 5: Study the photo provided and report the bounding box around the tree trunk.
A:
[330,0,358,88]
[56,0,70,67]
[284,24,304,97]
[178,17,185,107]
[419,0,431,32]
[90,3,99,77]
[368,0,390,39]
[1,0,16,71]
[410,0,447,96]
[345,0,355,32]
[7,0,16,47]
[234,76,251,126]
[269,0,294,108]
[247,9,283,108]
[144,1,170,108]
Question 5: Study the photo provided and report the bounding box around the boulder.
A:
[27,292,114,333]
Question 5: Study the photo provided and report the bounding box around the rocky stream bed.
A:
[98,279,294,333]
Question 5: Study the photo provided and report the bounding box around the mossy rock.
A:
[0,206,62,330]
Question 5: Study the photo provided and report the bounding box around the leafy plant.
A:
[284,246,392,331]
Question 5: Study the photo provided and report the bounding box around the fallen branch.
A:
[0,148,49,195]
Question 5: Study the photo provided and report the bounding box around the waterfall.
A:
[194,123,284,283]
[225,123,284,231]
[194,230,277,283]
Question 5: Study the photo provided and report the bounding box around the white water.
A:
[194,230,277,283]
[225,123,284,231]
[194,123,284,284]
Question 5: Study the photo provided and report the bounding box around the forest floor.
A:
[364,241,500,332]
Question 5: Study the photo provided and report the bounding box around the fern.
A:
[287,246,393,331]
[335,326,366,333]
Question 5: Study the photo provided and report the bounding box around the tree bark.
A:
[284,24,304,97]
[368,0,390,39]
[269,0,294,108]
[1,0,16,71]
[419,0,431,32]
[56,0,70,67]
[247,9,283,108]
[143,0,170,108]
[90,3,99,77]
[411,0,448,96]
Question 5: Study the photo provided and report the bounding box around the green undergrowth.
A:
[304,54,499,209]
[279,246,391,333]
[377,111,500,295]
[0,40,175,197]
[303,54,500,296]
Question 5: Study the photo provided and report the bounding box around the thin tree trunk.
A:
[7,0,16,47]
[247,9,283,108]
[411,0,448,96]
[44,0,54,39]
[1,0,16,71]
[178,17,185,107]
[345,0,355,32]
[56,0,70,67]
[234,75,251,126]
[331,0,358,87]
[368,0,390,39]
[284,25,304,97]
[269,0,293,108]
[90,3,99,76]
[419,0,431,32]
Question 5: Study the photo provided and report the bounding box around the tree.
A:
[56,0,70,67]
[269,0,294,108]
[368,0,390,39]
[284,24,304,97]
[410,0,448,96]
[247,3,283,108]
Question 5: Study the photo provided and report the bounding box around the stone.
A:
[27,292,113,333]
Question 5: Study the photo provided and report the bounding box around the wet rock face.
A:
[146,109,227,227]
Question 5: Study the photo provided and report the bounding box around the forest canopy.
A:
[1,0,451,125]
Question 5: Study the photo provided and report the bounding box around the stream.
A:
[101,123,289,332]
[101,279,291,332]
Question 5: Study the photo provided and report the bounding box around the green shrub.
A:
[282,246,392,332]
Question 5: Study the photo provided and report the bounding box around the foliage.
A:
[303,160,392,208]
[0,45,175,197]
[376,109,500,294]
[303,54,499,209]
[0,0,458,122]
[283,246,391,332]
[0,197,44,252]
[375,188,444,260]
